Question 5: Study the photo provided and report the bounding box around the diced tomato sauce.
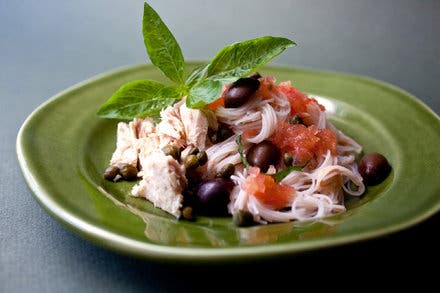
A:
[259,76,277,100]
[242,128,259,140]
[271,122,337,166]
[278,81,325,115]
[207,97,224,110]
[243,167,295,209]
[315,128,337,156]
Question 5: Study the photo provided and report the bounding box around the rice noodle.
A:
[215,77,366,223]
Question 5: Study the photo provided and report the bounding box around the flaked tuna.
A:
[179,102,209,150]
[110,118,156,168]
[131,151,187,217]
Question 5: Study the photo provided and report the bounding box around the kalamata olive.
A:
[248,72,262,79]
[119,163,138,180]
[246,141,281,172]
[196,178,234,216]
[224,77,260,108]
[103,165,119,181]
[358,153,391,185]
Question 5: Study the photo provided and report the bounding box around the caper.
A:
[233,210,255,227]
[218,126,234,141]
[210,124,234,144]
[184,154,199,170]
[186,145,199,156]
[216,163,235,179]
[103,165,119,181]
[283,152,294,166]
[209,131,219,144]
[182,206,194,221]
[162,145,180,161]
[119,163,138,181]
[196,151,208,166]
[290,115,302,125]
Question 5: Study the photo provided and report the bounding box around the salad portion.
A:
[99,3,391,226]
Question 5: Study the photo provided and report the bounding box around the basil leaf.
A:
[143,2,185,84]
[207,36,295,80]
[236,135,250,168]
[97,80,182,119]
[185,64,209,88]
[271,165,302,182]
[187,79,222,108]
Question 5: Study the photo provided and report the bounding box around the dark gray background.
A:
[1,0,439,291]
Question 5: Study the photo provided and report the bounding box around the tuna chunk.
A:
[110,121,138,167]
[131,151,187,217]
[110,118,156,168]
[156,102,186,148]
[179,103,209,150]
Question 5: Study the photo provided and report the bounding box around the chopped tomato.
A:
[271,122,337,165]
[243,167,295,209]
[315,128,337,156]
[259,76,276,100]
[278,81,325,114]
[207,97,224,110]
[242,128,259,140]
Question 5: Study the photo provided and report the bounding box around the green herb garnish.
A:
[271,165,303,182]
[236,135,250,168]
[97,2,295,119]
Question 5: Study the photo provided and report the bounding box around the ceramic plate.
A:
[17,63,440,262]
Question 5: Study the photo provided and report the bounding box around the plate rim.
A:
[16,63,440,262]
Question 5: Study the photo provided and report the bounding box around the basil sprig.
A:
[236,135,250,168]
[97,2,296,119]
[271,165,302,182]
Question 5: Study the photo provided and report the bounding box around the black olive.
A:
[119,163,138,181]
[358,153,391,185]
[248,72,262,79]
[195,178,234,216]
[224,77,260,108]
[103,165,119,181]
[246,141,281,172]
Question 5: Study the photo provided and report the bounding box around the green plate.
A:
[17,63,440,262]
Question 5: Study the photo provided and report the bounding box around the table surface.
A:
[2,0,439,291]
